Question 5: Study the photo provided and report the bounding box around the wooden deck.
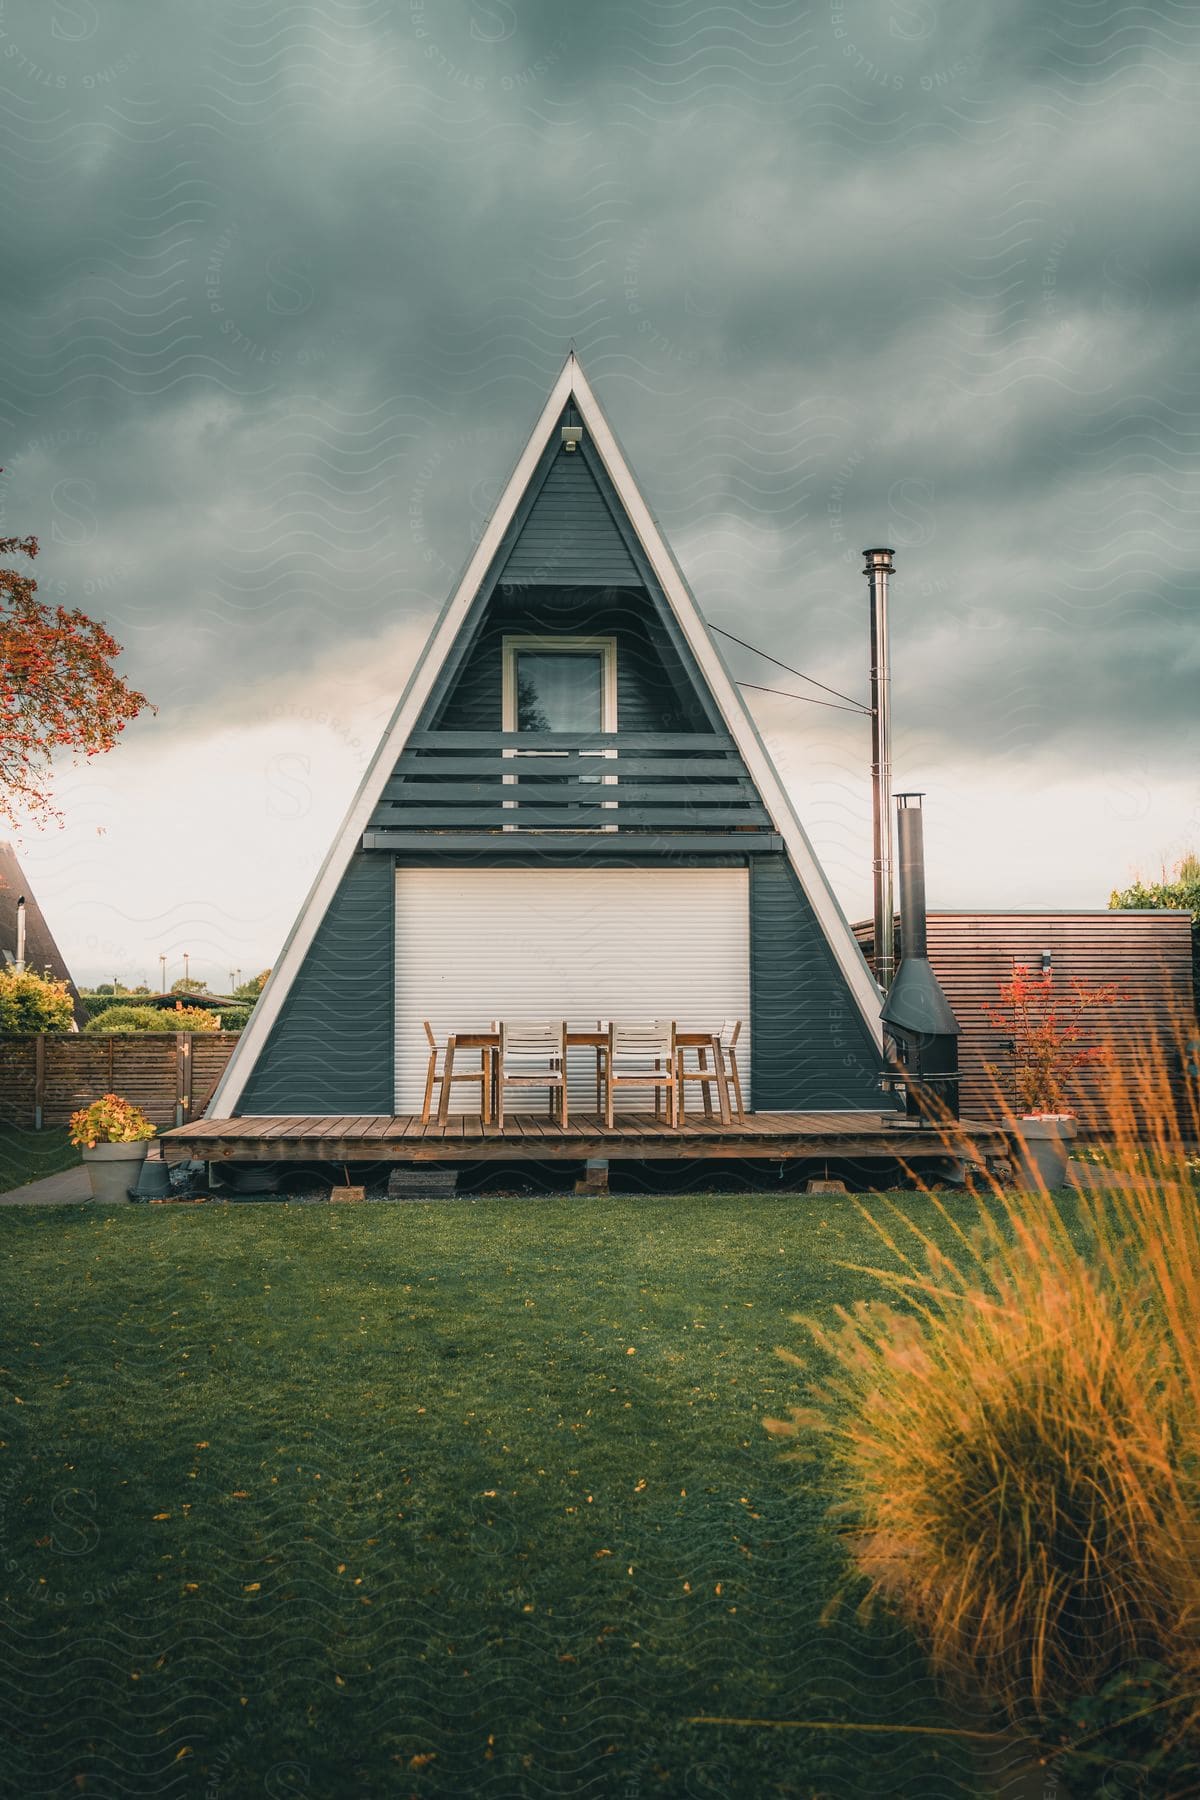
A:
[163,1110,1007,1164]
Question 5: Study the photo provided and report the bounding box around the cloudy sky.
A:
[1,0,1197,989]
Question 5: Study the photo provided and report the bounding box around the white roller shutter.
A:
[394,867,749,1114]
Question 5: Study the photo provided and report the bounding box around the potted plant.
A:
[983,965,1121,1189]
[69,1094,157,1203]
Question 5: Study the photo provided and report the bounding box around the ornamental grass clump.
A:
[767,1045,1200,1753]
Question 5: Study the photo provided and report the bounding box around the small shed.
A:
[855,909,1196,1130]
[0,842,87,1031]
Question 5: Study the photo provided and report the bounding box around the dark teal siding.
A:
[433,588,712,735]
[238,852,394,1115]
[500,449,639,585]
[750,856,887,1109]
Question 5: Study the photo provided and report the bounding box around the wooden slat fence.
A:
[856,911,1196,1131]
[0,1033,239,1130]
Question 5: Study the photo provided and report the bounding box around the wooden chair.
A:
[594,1019,610,1109]
[496,1020,568,1130]
[605,1020,678,1128]
[424,1021,489,1125]
[718,1019,746,1122]
[677,1019,744,1125]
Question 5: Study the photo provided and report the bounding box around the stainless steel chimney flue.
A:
[895,793,927,959]
[864,547,895,991]
[880,793,961,1122]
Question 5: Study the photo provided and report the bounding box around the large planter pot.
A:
[82,1141,150,1204]
[1011,1115,1077,1190]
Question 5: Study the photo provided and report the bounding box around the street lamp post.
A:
[159,954,166,994]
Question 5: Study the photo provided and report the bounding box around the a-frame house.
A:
[206,355,891,1136]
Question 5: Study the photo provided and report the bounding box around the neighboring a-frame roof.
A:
[208,354,883,1116]
[0,842,87,1030]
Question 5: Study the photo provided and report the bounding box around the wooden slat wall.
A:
[192,1034,239,1116]
[0,1039,37,1126]
[0,1034,239,1129]
[856,912,1194,1129]
[499,449,640,585]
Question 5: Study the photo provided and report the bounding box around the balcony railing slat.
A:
[373,804,772,828]
[394,752,740,777]
[375,732,768,837]
[406,730,732,752]
[381,780,756,805]
[364,830,785,855]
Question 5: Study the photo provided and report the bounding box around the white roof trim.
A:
[566,362,883,1044]
[208,361,577,1115]
[209,355,881,1116]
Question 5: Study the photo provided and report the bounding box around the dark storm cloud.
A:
[1,0,1198,782]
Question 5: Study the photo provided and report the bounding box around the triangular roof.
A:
[209,354,882,1116]
[0,842,86,1030]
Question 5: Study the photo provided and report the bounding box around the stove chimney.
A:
[896,794,928,959]
[880,794,960,1120]
[864,548,895,991]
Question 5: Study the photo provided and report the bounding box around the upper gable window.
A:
[502,637,617,734]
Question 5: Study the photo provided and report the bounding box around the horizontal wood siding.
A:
[750,857,888,1109]
[499,451,640,585]
[855,912,1195,1128]
[237,851,394,1115]
[0,1034,239,1129]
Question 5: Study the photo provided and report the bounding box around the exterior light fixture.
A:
[562,424,582,452]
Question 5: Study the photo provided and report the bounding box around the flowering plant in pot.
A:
[983,966,1121,1188]
[69,1094,156,1203]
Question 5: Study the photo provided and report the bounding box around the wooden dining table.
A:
[437,1027,732,1126]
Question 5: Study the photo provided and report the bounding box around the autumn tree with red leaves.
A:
[1,530,150,826]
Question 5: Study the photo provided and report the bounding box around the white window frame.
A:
[500,635,618,733]
[500,635,618,826]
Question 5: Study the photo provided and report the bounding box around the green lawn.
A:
[0,1196,993,1798]
[0,1126,80,1194]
